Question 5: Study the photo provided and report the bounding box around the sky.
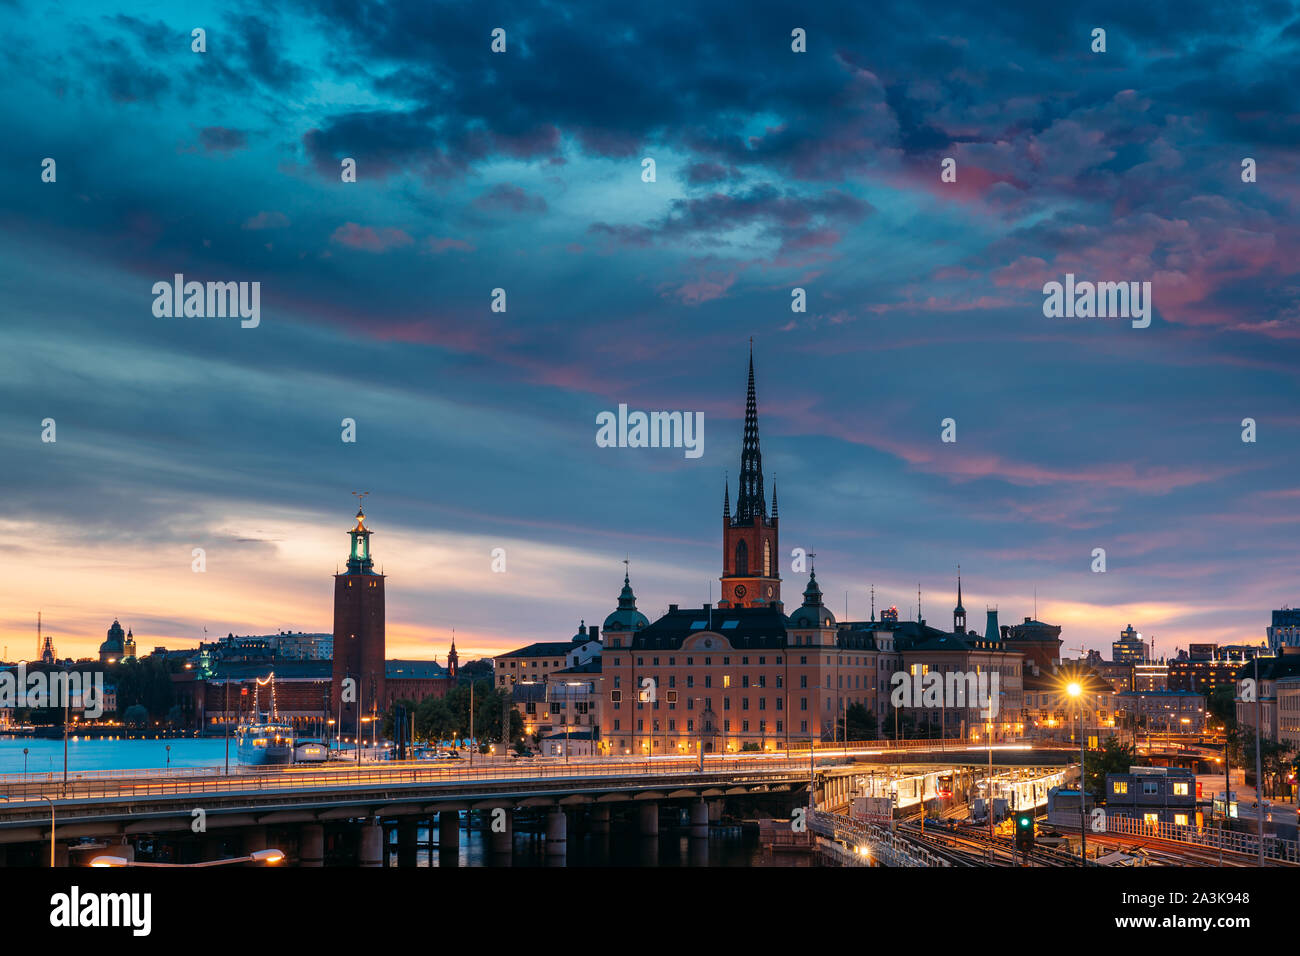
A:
[1,0,1298,663]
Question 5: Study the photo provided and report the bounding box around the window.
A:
[800,697,808,711]
[1173,814,1189,827]
[611,690,622,703]
[705,676,712,689]
[763,539,771,576]
[723,675,731,689]
[1142,780,1158,795]
[800,675,807,689]
[1172,782,1189,796]
[735,540,748,576]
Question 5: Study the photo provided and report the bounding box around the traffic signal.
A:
[1014,812,1035,852]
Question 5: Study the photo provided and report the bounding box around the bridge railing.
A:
[0,755,838,807]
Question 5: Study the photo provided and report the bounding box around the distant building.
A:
[498,624,604,748]
[1235,646,1300,744]
[1091,660,1134,694]
[331,504,386,735]
[1168,654,1247,696]
[1267,608,1300,653]
[1278,676,1300,751]
[1132,662,1169,692]
[494,627,602,688]
[98,620,128,665]
[1005,616,1063,677]
[274,631,333,661]
[1112,625,1149,665]
[1115,689,1206,733]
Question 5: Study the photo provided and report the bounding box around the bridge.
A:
[0,753,860,866]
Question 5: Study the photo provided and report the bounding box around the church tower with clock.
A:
[720,348,780,609]
[331,500,386,739]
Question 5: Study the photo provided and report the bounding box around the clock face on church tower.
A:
[734,584,747,599]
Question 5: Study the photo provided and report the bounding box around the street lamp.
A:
[1066,679,1088,866]
[91,849,284,867]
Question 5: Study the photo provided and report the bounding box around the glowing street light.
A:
[90,848,284,867]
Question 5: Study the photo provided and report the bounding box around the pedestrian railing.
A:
[1104,813,1299,862]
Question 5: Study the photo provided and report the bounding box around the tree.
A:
[1207,686,1236,730]
[1086,735,1138,803]
[836,702,877,741]
[123,704,149,728]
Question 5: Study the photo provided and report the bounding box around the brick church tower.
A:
[331,501,386,741]
[720,347,780,608]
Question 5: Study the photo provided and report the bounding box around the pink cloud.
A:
[330,222,414,252]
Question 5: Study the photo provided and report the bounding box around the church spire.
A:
[735,343,766,522]
[723,475,730,517]
[953,564,966,634]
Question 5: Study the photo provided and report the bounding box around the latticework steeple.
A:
[734,346,767,522]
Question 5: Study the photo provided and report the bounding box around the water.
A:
[0,736,230,774]
[393,824,771,867]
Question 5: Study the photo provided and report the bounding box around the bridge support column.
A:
[590,804,611,835]
[690,799,709,839]
[300,824,324,867]
[489,808,513,855]
[707,799,723,823]
[638,801,659,837]
[439,810,460,854]
[545,809,567,856]
[397,819,418,868]
[359,819,383,867]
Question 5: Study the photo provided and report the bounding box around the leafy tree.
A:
[123,704,149,727]
[1207,686,1236,730]
[112,658,175,721]
[836,702,877,741]
[1086,735,1139,803]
